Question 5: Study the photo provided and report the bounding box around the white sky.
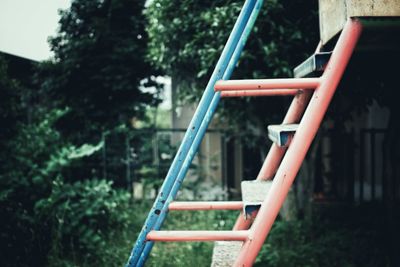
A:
[0,0,171,109]
[0,0,71,61]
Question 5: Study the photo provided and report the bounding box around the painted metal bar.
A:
[234,19,362,266]
[359,130,365,202]
[221,89,302,97]
[371,129,376,200]
[136,2,264,265]
[215,78,320,91]
[169,201,243,210]
[147,230,248,242]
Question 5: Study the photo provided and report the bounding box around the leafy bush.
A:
[36,179,131,266]
[256,219,389,267]
[0,109,69,267]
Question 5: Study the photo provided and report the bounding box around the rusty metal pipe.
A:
[234,18,362,266]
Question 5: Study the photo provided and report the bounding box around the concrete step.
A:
[241,180,273,218]
[268,123,299,147]
[211,241,243,267]
[293,52,332,78]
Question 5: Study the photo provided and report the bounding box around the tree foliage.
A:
[38,0,160,143]
[0,56,21,170]
[146,0,319,132]
[1,1,160,265]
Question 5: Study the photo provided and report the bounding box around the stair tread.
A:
[268,123,299,131]
[241,180,272,218]
[293,52,332,78]
[241,180,272,203]
[211,241,243,267]
[268,123,299,147]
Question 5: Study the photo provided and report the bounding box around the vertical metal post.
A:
[234,19,362,266]
[348,130,355,202]
[221,132,228,194]
[382,135,387,202]
[126,133,132,194]
[371,129,376,200]
[360,130,364,202]
[396,143,399,201]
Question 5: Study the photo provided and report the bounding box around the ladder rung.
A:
[221,89,302,97]
[215,78,320,91]
[268,124,299,147]
[169,201,243,210]
[147,230,249,242]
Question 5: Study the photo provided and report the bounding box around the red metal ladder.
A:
[142,18,362,266]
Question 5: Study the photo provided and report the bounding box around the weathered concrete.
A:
[319,0,400,44]
[211,241,243,267]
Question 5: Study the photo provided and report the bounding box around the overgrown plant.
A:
[36,179,131,266]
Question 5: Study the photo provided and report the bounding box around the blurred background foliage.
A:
[37,0,161,144]
[146,0,319,133]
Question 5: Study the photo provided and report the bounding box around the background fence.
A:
[316,128,399,203]
[66,127,399,203]
[101,128,227,199]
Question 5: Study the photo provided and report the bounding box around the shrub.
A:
[36,179,131,266]
[256,218,389,267]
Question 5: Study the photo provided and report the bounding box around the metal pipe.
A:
[221,89,302,97]
[169,201,243,210]
[215,78,320,91]
[147,230,248,242]
[131,0,263,265]
[234,18,362,266]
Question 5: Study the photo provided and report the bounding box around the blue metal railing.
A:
[126,0,263,265]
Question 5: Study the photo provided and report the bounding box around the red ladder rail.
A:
[233,18,362,266]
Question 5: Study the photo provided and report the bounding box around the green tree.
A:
[0,56,61,266]
[146,0,319,133]
[38,0,160,143]
[0,56,21,170]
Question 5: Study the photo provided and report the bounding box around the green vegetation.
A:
[146,0,319,131]
[1,0,397,266]
[1,0,158,265]
[148,209,389,267]
[37,0,161,143]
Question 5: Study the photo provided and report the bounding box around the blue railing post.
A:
[136,1,264,265]
[126,0,259,266]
